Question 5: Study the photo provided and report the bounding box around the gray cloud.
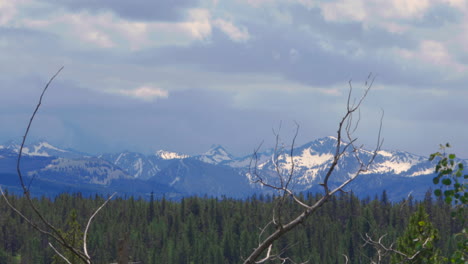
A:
[38,0,201,21]
[2,0,468,159]
[130,19,443,90]
[0,78,288,155]
[415,3,463,28]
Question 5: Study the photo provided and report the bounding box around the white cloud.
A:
[22,11,121,49]
[14,6,253,50]
[381,0,430,19]
[117,86,169,102]
[321,0,366,23]
[441,0,467,10]
[394,39,467,75]
[245,0,276,7]
[0,0,18,26]
[213,19,250,42]
[180,8,212,41]
[13,6,214,50]
[319,0,432,26]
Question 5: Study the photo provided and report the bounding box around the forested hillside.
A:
[0,191,463,264]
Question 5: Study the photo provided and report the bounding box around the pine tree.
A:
[391,205,443,264]
[52,209,84,264]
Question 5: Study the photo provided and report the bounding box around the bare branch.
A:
[49,243,72,264]
[83,192,117,259]
[361,233,430,263]
[0,186,61,241]
[18,66,64,192]
[4,66,92,263]
[3,67,117,264]
[244,75,383,264]
[255,244,273,263]
[342,254,349,264]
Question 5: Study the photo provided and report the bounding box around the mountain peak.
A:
[207,144,228,152]
[296,136,340,153]
[198,144,233,164]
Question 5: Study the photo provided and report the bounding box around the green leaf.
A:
[441,159,448,166]
[458,163,464,170]
[433,177,440,184]
[442,178,452,185]
[434,189,442,197]
[449,154,456,159]
[445,196,453,203]
[461,196,467,204]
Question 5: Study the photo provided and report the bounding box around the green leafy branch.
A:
[429,143,467,264]
[429,143,467,213]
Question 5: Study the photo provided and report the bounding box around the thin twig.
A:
[83,192,116,259]
[244,74,383,264]
[49,242,72,264]
[18,66,64,192]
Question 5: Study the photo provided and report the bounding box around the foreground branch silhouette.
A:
[244,75,383,264]
[0,67,116,264]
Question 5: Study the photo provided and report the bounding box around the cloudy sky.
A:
[1,0,467,157]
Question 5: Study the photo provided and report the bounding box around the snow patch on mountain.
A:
[1,141,86,159]
[378,150,393,157]
[28,157,132,185]
[293,149,334,168]
[133,158,143,178]
[170,177,180,186]
[114,153,125,164]
[28,142,67,156]
[411,167,435,177]
[368,160,413,174]
[155,150,189,160]
[22,147,51,157]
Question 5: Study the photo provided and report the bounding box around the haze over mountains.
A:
[0,137,451,201]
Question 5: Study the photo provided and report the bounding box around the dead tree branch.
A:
[244,75,383,264]
[0,67,116,264]
[361,233,429,264]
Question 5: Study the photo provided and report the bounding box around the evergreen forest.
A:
[0,190,464,264]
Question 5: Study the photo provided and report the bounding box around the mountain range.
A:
[0,137,452,201]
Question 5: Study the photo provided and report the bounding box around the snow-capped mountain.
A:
[99,150,190,180]
[149,158,253,198]
[196,145,233,165]
[99,152,160,179]
[0,141,85,159]
[243,136,439,191]
[28,157,133,185]
[0,137,454,200]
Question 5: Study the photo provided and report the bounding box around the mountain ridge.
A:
[0,137,452,201]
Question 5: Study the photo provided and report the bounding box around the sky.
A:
[1,0,468,157]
